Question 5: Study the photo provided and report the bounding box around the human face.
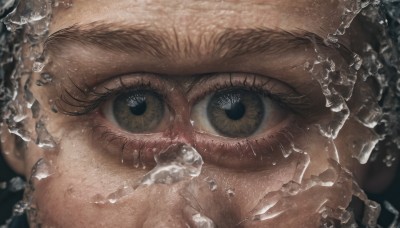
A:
[3,0,386,227]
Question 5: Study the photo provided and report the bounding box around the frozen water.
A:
[35,73,52,86]
[8,125,31,142]
[35,118,56,149]
[383,201,399,228]
[3,0,51,31]
[30,158,54,181]
[12,201,29,216]
[0,0,399,227]
[225,188,235,198]
[7,177,26,192]
[139,144,203,186]
[204,177,217,192]
[330,0,379,38]
[32,61,45,72]
[0,177,25,193]
[92,144,204,205]
[247,160,381,226]
[306,55,352,139]
[191,213,216,228]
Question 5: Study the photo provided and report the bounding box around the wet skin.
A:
[0,0,393,227]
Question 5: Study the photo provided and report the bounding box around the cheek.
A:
[27,125,355,227]
[30,134,300,226]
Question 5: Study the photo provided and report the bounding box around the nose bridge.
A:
[131,179,241,228]
[167,101,196,146]
[134,184,193,228]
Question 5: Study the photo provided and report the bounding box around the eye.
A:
[192,88,286,138]
[103,90,167,133]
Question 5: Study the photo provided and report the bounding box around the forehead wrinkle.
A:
[43,22,353,63]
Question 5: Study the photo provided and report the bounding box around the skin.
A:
[1,0,399,227]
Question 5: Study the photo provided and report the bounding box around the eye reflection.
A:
[192,87,285,139]
[207,89,264,138]
[111,90,164,133]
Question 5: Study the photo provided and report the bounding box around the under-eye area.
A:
[55,73,309,169]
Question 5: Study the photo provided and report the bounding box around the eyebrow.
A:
[44,22,353,60]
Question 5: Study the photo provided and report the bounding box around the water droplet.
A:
[192,213,216,228]
[8,177,25,192]
[12,201,29,216]
[8,126,31,142]
[37,73,53,85]
[281,181,301,196]
[139,144,203,186]
[31,158,54,181]
[204,177,217,192]
[35,119,56,149]
[383,201,399,228]
[32,61,45,72]
[226,188,235,198]
[91,193,106,205]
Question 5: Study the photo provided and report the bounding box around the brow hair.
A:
[44,22,353,60]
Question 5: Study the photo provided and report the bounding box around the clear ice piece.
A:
[32,61,45,72]
[35,119,56,149]
[8,177,26,192]
[204,177,217,192]
[31,158,54,181]
[139,144,203,186]
[191,213,216,228]
[383,201,399,228]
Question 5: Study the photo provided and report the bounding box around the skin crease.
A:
[1,0,398,227]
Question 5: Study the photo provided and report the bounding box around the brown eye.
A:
[191,87,287,139]
[207,89,264,138]
[112,90,164,133]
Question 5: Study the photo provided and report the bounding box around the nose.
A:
[126,178,240,228]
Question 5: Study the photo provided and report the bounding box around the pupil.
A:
[225,102,246,120]
[129,99,147,115]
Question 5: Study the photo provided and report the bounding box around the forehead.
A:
[51,0,346,38]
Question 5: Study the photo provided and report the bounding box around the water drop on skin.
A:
[50,104,58,113]
[31,158,54,181]
[35,119,56,149]
[226,188,235,198]
[32,61,45,72]
[204,177,217,192]
[191,213,216,228]
[139,144,203,186]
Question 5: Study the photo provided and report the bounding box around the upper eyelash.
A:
[56,73,310,116]
[193,73,312,112]
[57,77,159,116]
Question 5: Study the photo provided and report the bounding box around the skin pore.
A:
[1,0,398,227]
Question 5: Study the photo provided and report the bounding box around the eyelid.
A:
[58,72,313,170]
[187,73,308,110]
[57,73,180,116]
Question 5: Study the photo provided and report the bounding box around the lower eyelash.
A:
[63,72,311,169]
[88,110,305,170]
[193,117,304,170]
[89,121,182,168]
